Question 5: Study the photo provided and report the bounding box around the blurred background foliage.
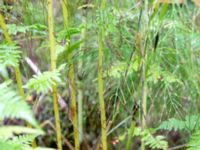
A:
[0,0,200,149]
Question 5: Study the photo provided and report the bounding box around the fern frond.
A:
[57,27,81,41]
[142,129,168,150]
[187,129,200,150]
[0,134,43,150]
[159,115,200,131]
[0,81,37,127]
[0,126,44,140]
[24,70,62,93]
[158,118,185,131]
[0,44,21,67]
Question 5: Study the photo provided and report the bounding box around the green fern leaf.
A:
[0,44,21,67]
[57,27,81,41]
[187,129,200,150]
[24,70,62,93]
[158,118,185,131]
[142,129,168,150]
[0,126,43,140]
[0,81,37,127]
[159,115,200,131]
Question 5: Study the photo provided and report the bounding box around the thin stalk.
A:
[125,121,135,150]
[141,55,147,150]
[77,11,87,143]
[98,0,107,149]
[61,1,80,149]
[47,1,62,150]
[141,1,148,150]
[0,12,37,148]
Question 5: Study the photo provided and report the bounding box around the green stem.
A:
[141,1,148,150]
[77,11,86,143]
[98,1,107,149]
[126,121,135,150]
[61,1,80,149]
[47,1,62,149]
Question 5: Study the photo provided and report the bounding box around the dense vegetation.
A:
[0,0,200,150]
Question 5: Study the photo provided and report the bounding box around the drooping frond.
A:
[0,81,37,127]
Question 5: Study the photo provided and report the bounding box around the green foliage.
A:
[6,24,47,35]
[0,81,46,150]
[158,115,200,132]
[187,129,200,150]
[0,44,21,67]
[24,70,62,93]
[158,118,185,131]
[0,81,37,126]
[143,133,168,150]
[57,27,82,40]
[119,127,168,150]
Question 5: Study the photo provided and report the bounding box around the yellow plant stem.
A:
[47,0,62,150]
[68,54,80,150]
[0,12,37,148]
[98,28,107,150]
[61,0,80,149]
[98,1,107,149]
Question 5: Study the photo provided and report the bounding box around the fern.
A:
[0,134,54,150]
[0,44,21,67]
[0,81,48,149]
[142,130,168,150]
[158,115,200,131]
[118,127,168,150]
[57,26,82,41]
[187,129,200,150]
[158,118,185,131]
[0,81,37,127]
[24,70,62,93]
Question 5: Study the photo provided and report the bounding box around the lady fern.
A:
[0,44,21,68]
[0,81,37,126]
[24,70,62,93]
[0,81,46,149]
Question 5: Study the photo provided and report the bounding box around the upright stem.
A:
[47,1,62,150]
[141,53,147,150]
[98,0,107,149]
[141,1,148,150]
[61,1,80,149]
[125,121,135,150]
[77,11,86,143]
